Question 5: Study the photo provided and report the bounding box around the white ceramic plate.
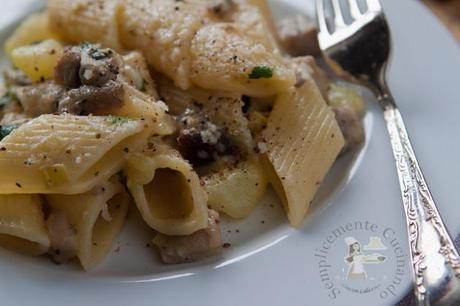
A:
[0,1,459,305]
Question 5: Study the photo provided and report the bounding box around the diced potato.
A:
[204,157,268,219]
[11,39,63,83]
[5,11,61,57]
[328,84,366,118]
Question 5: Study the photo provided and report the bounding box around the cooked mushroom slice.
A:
[46,210,78,264]
[54,43,122,88]
[278,14,321,57]
[153,209,222,264]
[333,105,365,154]
[177,109,234,166]
[57,80,124,115]
[54,46,82,88]
[79,44,122,87]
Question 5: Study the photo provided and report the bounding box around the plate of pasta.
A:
[0,0,459,305]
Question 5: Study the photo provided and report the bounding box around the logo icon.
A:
[314,221,408,301]
[344,236,386,281]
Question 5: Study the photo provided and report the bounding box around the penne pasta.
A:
[47,180,129,270]
[106,83,172,127]
[47,0,296,95]
[247,0,279,44]
[0,115,152,194]
[118,0,210,90]
[0,195,49,256]
[261,74,345,226]
[0,0,367,269]
[125,145,208,236]
[48,0,124,50]
[190,22,295,97]
[119,51,159,99]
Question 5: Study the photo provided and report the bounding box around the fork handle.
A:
[380,91,460,305]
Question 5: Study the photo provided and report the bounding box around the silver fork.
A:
[315,0,460,305]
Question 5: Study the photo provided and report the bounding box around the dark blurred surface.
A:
[423,0,460,42]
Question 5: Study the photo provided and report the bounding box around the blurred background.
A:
[423,0,460,41]
[0,0,458,43]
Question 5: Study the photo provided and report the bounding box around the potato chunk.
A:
[5,11,60,56]
[11,39,63,83]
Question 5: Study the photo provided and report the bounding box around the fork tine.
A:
[347,0,362,20]
[331,0,346,28]
[365,0,382,12]
[315,0,330,35]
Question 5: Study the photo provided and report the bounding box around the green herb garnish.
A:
[139,79,146,92]
[0,124,18,141]
[248,66,273,79]
[0,91,17,109]
[109,116,131,125]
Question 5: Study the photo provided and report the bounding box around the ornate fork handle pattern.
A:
[315,0,460,301]
[380,92,460,305]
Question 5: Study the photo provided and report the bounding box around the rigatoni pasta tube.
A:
[125,147,208,236]
[120,51,159,99]
[0,114,161,195]
[47,0,296,95]
[118,0,210,90]
[246,0,280,44]
[48,0,124,50]
[261,76,345,226]
[190,22,295,97]
[109,83,171,125]
[46,181,129,270]
[0,195,50,256]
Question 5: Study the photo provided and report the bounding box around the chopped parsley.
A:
[109,116,131,125]
[248,66,273,79]
[0,125,18,141]
[139,79,146,92]
[0,91,17,109]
